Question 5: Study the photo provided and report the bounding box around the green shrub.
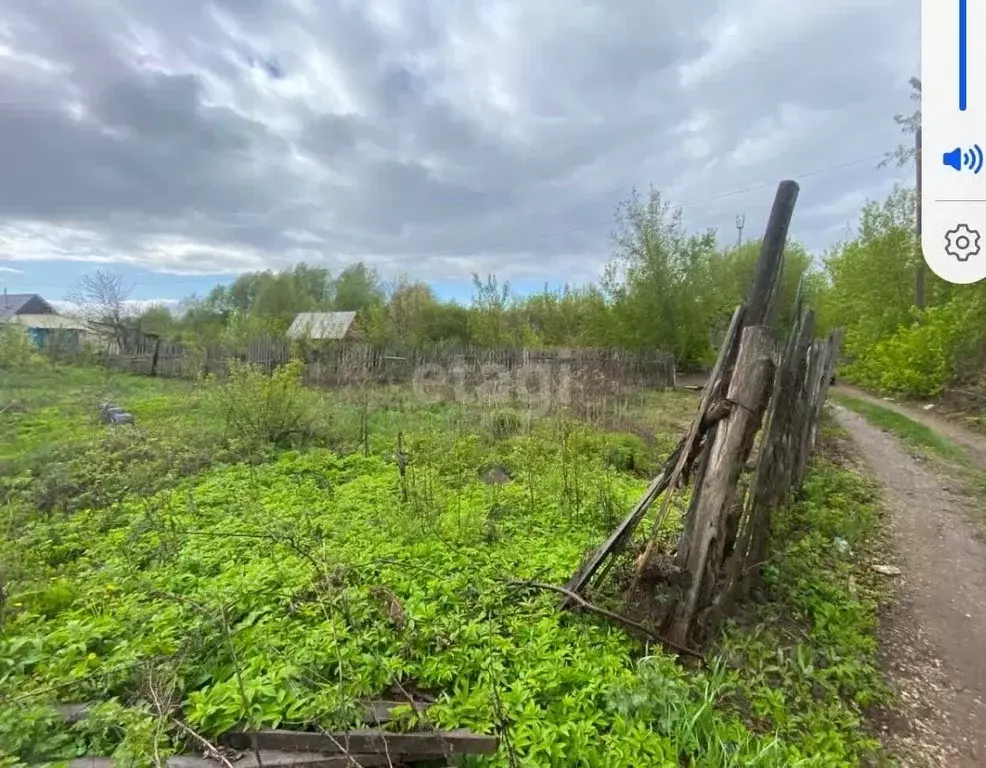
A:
[0,325,42,372]
[483,408,522,440]
[603,434,650,474]
[211,359,323,448]
[845,297,980,397]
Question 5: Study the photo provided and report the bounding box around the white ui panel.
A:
[923,0,986,284]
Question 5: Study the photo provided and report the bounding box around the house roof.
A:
[287,311,357,340]
[0,293,55,321]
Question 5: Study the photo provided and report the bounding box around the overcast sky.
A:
[0,0,919,304]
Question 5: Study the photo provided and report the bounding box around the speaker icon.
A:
[943,144,985,174]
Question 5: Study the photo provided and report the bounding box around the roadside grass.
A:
[831,393,967,462]
[833,392,986,529]
[1,363,892,766]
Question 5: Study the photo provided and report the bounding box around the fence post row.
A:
[564,180,846,651]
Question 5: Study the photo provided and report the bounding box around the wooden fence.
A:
[562,180,845,651]
[101,339,677,391]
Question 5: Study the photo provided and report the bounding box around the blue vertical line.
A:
[960,0,968,111]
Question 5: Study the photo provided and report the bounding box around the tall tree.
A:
[136,304,174,336]
[881,76,921,169]
[66,269,133,350]
[469,273,513,347]
[604,186,719,368]
[386,276,437,345]
[333,263,385,312]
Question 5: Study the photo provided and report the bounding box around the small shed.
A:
[287,311,360,341]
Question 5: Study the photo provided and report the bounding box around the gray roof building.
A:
[0,293,56,321]
[287,311,358,340]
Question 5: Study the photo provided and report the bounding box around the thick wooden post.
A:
[150,337,161,377]
[667,325,775,645]
[630,306,744,586]
[664,180,799,647]
[746,180,800,327]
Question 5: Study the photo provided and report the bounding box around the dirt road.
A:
[830,402,986,766]
[834,384,986,466]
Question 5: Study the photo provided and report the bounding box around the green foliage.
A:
[819,182,986,397]
[822,186,926,362]
[602,187,816,369]
[222,310,286,353]
[146,196,820,367]
[0,324,43,372]
[468,273,516,348]
[1,365,890,766]
[844,295,985,397]
[715,453,891,766]
[210,360,323,449]
[832,394,967,461]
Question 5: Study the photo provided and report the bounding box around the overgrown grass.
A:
[832,393,967,462]
[1,365,891,766]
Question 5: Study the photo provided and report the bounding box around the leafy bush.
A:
[845,297,981,397]
[0,324,42,372]
[603,434,650,474]
[483,408,522,440]
[211,359,323,448]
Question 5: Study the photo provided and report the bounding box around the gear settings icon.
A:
[944,223,982,262]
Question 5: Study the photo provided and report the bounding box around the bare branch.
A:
[505,579,704,660]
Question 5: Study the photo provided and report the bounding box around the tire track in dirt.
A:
[831,404,986,766]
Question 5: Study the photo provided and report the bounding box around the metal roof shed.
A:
[287,311,358,340]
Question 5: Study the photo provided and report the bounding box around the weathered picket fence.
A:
[563,180,844,650]
[102,339,677,391]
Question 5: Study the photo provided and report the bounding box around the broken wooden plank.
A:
[668,324,776,647]
[564,336,744,606]
[631,305,745,585]
[167,751,392,768]
[219,729,498,758]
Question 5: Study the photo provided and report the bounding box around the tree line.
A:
[126,195,815,372]
[106,76,985,392]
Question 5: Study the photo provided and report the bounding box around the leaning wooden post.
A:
[792,341,826,490]
[665,325,775,645]
[665,180,799,647]
[150,337,162,377]
[745,181,800,327]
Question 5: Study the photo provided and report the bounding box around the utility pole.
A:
[735,214,746,248]
[915,126,925,309]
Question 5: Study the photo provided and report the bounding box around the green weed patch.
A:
[1,368,890,766]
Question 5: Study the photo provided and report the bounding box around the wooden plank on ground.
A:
[168,751,392,768]
[219,729,498,758]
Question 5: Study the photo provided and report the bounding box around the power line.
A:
[2,150,890,291]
